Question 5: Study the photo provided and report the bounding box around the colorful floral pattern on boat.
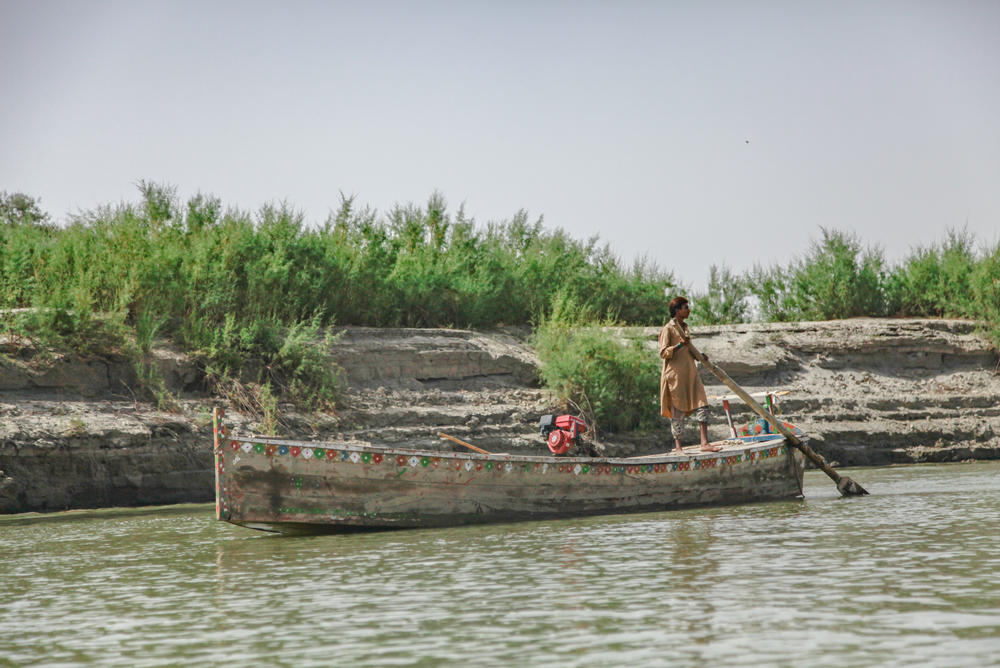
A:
[224,438,790,474]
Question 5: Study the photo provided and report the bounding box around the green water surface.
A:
[2,462,999,667]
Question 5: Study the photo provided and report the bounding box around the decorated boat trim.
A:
[216,433,791,476]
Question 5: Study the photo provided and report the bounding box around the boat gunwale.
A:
[219,433,797,466]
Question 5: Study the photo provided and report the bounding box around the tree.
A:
[0,191,50,226]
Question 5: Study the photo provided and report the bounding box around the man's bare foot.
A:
[699,443,722,452]
[672,447,686,455]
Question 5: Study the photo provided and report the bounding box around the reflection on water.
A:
[2,462,999,666]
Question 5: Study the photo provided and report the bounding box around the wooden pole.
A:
[213,406,223,520]
[764,393,774,434]
[722,399,738,438]
[438,432,492,455]
[710,389,790,401]
[688,344,869,496]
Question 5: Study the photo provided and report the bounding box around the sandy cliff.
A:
[1,319,997,513]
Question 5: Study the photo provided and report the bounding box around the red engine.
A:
[538,414,587,455]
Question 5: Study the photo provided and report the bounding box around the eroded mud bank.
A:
[2,319,997,512]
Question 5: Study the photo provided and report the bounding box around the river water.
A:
[2,462,999,667]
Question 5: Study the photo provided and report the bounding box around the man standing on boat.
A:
[659,296,721,454]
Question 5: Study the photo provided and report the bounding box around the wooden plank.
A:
[709,389,790,401]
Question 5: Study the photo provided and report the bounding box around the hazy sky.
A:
[2,0,998,289]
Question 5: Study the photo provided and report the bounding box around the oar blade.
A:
[836,476,870,496]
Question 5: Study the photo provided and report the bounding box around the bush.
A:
[745,264,796,322]
[786,228,886,320]
[1,183,681,411]
[0,191,50,227]
[691,265,750,325]
[885,227,977,317]
[969,243,1000,351]
[734,229,887,322]
[532,296,660,434]
[7,182,997,417]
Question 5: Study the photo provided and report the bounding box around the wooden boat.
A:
[213,409,807,533]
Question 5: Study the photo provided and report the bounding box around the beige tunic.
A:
[658,318,709,418]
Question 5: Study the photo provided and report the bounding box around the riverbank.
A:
[2,318,998,513]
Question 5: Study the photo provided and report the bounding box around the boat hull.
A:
[214,429,806,533]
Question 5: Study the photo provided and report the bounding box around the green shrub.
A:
[885,227,977,317]
[7,182,999,417]
[0,191,50,227]
[745,264,796,322]
[969,242,1000,350]
[734,229,887,322]
[2,302,130,359]
[3,183,678,412]
[691,265,750,325]
[786,228,886,320]
[532,297,660,434]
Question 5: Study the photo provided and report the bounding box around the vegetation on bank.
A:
[0,185,673,419]
[690,227,1000,338]
[531,296,660,434]
[2,185,998,432]
[534,227,1000,433]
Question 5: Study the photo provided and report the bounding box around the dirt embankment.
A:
[1,319,998,513]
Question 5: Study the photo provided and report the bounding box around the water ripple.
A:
[2,462,999,666]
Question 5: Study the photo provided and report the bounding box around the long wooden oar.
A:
[686,344,869,496]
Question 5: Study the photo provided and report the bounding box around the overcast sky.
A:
[2,0,998,289]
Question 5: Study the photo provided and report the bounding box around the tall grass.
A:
[0,185,677,409]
